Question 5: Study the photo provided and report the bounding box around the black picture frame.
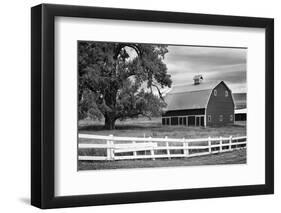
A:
[31,3,274,209]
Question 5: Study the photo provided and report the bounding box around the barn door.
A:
[196,117,200,126]
[200,116,204,127]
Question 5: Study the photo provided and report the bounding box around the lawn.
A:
[78,149,246,170]
[79,117,246,139]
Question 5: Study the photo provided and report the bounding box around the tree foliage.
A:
[78,41,172,129]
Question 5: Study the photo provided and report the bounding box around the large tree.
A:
[78,41,172,129]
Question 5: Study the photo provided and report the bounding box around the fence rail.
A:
[78,134,247,161]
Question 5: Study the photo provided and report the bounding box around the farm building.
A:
[162,75,235,127]
[233,93,247,121]
[234,108,247,121]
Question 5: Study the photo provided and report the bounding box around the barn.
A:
[162,75,235,127]
[233,93,247,121]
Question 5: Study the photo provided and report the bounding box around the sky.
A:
[163,45,247,93]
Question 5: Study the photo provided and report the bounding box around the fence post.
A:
[108,134,114,160]
[132,141,137,157]
[219,136,222,152]
[165,136,171,159]
[106,137,111,160]
[149,137,155,160]
[183,138,189,157]
[208,136,211,154]
[229,135,232,151]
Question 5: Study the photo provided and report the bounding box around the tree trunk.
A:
[104,115,116,130]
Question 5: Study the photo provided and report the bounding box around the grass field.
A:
[79,117,246,139]
[78,117,246,170]
[78,149,246,170]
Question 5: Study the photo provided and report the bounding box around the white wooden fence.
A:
[78,134,247,161]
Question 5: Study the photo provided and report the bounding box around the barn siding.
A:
[206,83,234,126]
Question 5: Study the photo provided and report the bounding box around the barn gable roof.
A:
[164,81,230,111]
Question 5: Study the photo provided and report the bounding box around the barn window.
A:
[179,117,183,125]
[163,118,170,125]
[166,118,170,125]
[214,89,217,96]
[230,114,233,121]
[188,116,195,126]
[171,117,178,125]
[225,90,229,97]
[219,115,223,122]
[208,115,211,122]
[183,117,187,125]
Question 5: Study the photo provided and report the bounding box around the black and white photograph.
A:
[29,2,274,209]
[77,41,247,170]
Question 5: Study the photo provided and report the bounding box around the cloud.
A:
[164,45,247,93]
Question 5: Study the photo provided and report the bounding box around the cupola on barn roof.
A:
[193,74,203,85]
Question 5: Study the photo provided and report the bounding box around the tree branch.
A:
[151,83,164,101]
[114,44,142,60]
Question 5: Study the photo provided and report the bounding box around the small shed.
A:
[162,76,235,127]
